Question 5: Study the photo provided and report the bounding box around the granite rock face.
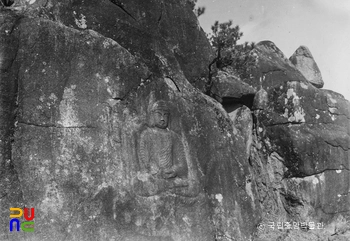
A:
[211,70,256,107]
[0,2,258,241]
[247,41,308,89]
[249,41,350,240]
[1,1,350,241]
[290,46,324,88]
[45,0,214,92]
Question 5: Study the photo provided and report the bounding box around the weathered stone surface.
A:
[43,0,214,91]
[247,41,308,90]
[255,81,350,178]
[290,46,324,88]
[249,40,350,239]
[211,70,256,107]
[0,3,259,240]
[229,105,253,160]
[1,2,350,241]
[0,10,24,240]
[252,88,268,110]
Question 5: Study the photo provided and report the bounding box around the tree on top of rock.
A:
[210,21,242,63]
[189,0,206,17]
[206,20,257,95]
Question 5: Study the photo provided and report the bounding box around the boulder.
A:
[289,46,324,88]
[247,41,308,90]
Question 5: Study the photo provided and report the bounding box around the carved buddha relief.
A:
[135,100,193,196]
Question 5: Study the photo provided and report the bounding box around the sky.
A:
[196,0,350,101]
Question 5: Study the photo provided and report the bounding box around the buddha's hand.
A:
[173,178,189,187]
[161,167,177,179]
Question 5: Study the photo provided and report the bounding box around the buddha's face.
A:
[152,110,169,129]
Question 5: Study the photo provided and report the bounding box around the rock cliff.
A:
[0,1,349,241]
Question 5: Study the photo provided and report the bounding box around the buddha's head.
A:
[149,100,170,129]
